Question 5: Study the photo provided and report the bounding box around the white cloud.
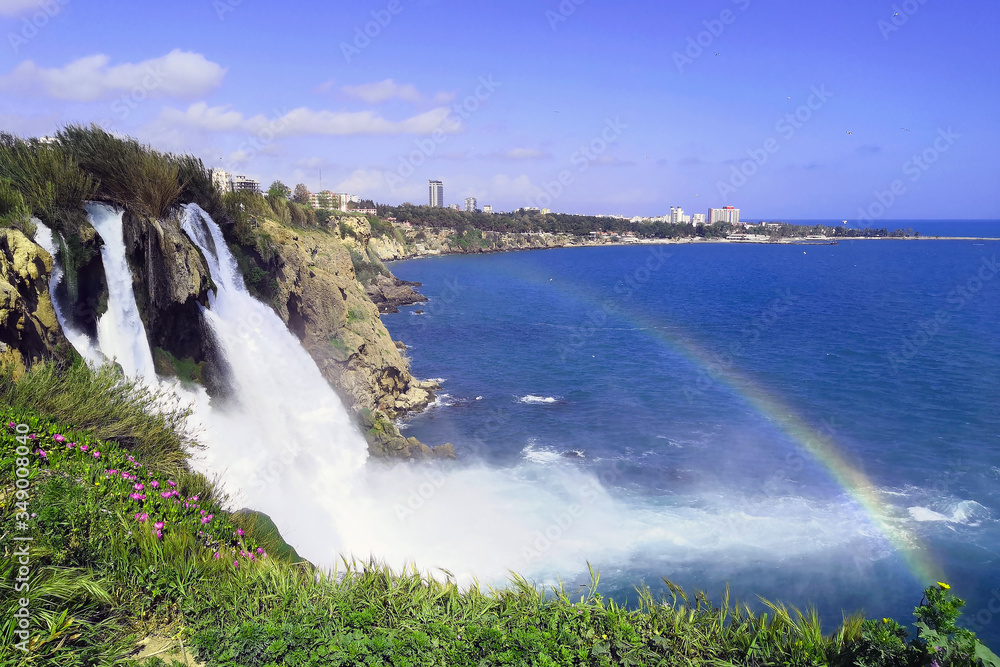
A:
[0,0,41,17]
[334,169,386,194]
[155,102,461,137]
[342,79,421,104]
[499,148,548,160]
[489,174,539,200]
[340,78,456,106]
[0,50,226,101]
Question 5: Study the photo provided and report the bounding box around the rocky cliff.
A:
[369,225,576,261]
[225,213,450,459]
[0,228,70,375]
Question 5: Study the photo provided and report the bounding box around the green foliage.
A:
[152,347,204,386]
[57,124,184,220]
[0,177,35,237]
[0,360,194,475]
[267,180,291,199]
[0,133,97,234]
[292,183,310,206]
[348,247,378,285]
[912,584,1000,667]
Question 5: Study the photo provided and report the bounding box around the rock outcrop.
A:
[246,218,449,459]
[120,209,228,393]
[365,274,427,314]
[0,228,71,374]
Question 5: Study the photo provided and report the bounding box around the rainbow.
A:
[515,259,943,585]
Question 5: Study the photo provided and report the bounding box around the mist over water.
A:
[38,206,998,644]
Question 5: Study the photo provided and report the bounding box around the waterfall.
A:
[85,203,157,382]
[33,219,105,367]
[38,203,650,582]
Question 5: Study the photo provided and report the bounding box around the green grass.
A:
[2,370,998,667]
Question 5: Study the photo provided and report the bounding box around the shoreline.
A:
[383,234,1000,264]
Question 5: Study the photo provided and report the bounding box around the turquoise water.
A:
[382,239,1000,645]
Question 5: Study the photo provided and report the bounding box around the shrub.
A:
[57,124,184,219]
[0,133,97,234]
[0,177,35,237]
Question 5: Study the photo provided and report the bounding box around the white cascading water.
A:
[33,220,104,367]
[85,203,157,382]
[41,201,886,585]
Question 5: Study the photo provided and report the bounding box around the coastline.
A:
[380,233,1000,264]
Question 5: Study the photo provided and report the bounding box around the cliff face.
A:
[119,209,230,393]
[370,225,575,261]
[0,228,70,374]
[247,217,448,459]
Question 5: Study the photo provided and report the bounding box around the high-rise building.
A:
[309,190,337,211]
[482,205,494,214]
[211,168,233,193]
[464,197,477,212]
[231,175,260,194]
[448,203,460,211]
[708,206,740,224]
[691,213,706,225]
[429,180,444,207]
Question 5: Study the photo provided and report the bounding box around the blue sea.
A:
[382,237,1000,647]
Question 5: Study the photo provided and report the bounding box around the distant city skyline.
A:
[1,1,996,219]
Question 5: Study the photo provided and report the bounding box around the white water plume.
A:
[42,202,901,587]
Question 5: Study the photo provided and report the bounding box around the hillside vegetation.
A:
[2,362,999,666]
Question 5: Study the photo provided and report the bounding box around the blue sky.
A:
[1,0,997,219]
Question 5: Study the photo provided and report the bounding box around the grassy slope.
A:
[2,365,998,667]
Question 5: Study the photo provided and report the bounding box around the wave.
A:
[907,500,991,526]
[518,395,560,404]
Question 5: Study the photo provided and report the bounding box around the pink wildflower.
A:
[28,434,36,440]
[7,421,14,428]
[52,434,65,443]
[154,521,164,530]
[236,528,244,537]
[135,513,148,522]
[134,483,144,491]
[37,449,47,459]
[79,444,88,452]
[167,480,176,487]
[257,547,264,555]
[92,451,101,459]
[150,480,159,489]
